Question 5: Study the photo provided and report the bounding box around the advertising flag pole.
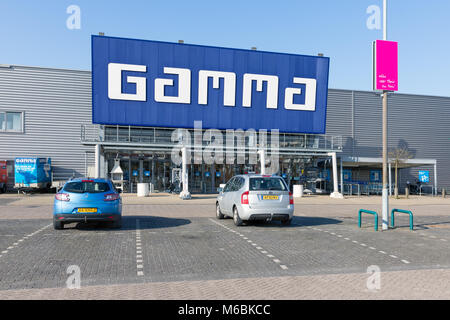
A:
[381,0,389,230]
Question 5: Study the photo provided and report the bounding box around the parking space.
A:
[0,196,449,298]
[212,215,450,276]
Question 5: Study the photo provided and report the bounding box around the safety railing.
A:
[390,209,414,230]
[80,124,343,151]
[358,209,379,231]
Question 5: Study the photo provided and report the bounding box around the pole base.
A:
[179,191,191,200]
[330,192,344,199]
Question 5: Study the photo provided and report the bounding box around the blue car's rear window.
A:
[64,181,110,193]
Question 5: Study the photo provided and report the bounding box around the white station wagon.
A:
[216,174,294,226]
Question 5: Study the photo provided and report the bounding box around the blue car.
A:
[53,178,122,230]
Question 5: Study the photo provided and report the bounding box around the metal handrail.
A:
[80,124,343,151]
[390,208,414,230]
[358,209,379,231]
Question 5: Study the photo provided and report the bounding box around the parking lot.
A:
[0,193,449,299]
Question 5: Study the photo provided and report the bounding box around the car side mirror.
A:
[117,189,122,193]
[217,187,223,193]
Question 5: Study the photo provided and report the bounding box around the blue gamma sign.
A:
[92,35,330,133]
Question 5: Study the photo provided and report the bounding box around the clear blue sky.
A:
[1,0,449,97]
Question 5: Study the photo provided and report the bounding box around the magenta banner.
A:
[373,40,398,91]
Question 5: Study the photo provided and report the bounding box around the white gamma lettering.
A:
[107,65,317,111]
[154,67,191,104]
[198,70,236,106]
[108,63,147,101]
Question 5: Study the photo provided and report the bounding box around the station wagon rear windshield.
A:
[64,181,110,193]
[249,177,287,191]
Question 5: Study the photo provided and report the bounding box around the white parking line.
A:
[313,224,413,266]
[209,218,289,271]
[401,260,410,264]
[0,223,51,259]
[136,219,144,277]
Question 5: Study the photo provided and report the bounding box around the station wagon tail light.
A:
[241,191,249,205]
[104,193,120,201]
[55,193,70,201]
[82,180,94,182]
[289,192,294,205]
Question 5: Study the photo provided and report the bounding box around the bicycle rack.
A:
[390,209,414,230]
[358,209,379,231]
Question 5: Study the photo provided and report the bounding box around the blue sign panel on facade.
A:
[370,170,381,182]
[418,170,429,183]
[92,35,330,133]
[343,169,352,182]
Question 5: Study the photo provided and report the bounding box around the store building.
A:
[0,36,448,195]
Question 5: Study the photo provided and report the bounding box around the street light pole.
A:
[381,0,389,230]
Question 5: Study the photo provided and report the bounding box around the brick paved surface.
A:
[0,269,448,300]
[0,193,449,299]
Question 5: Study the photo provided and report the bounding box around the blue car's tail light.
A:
[104,193,120,201]
[55,193,70,201]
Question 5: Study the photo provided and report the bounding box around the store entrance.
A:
[106,152,173,193]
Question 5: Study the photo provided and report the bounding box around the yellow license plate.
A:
[262,195,279,200]
[78,208,97,213]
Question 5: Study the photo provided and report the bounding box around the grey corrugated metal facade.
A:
[0,64,448,192]
[0,65,95,187]
[326,89,450,192]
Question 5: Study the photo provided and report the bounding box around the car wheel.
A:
[233,206,243,226]
[281,218,292,226]
[53,218,64,230]
[216,203,225,219]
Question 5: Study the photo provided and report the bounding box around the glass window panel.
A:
[6,112,22,131]
[0,113,5,130]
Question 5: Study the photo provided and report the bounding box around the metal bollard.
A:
[443,189,446,198]
[405,187,409,199]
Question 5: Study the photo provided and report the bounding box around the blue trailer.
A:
[14,157,52,190]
